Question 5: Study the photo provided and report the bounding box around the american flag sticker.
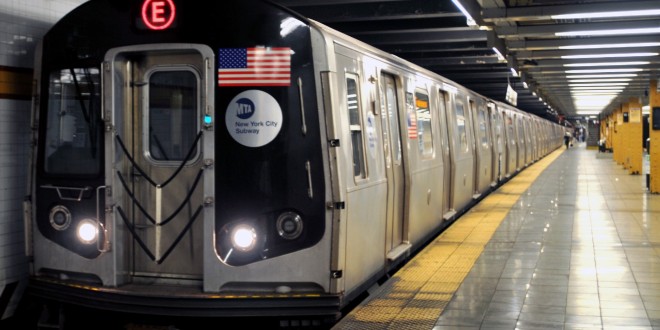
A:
[218,47,292,87]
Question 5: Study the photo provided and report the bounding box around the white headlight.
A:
[77,219,98,244]
[230,224,257,252]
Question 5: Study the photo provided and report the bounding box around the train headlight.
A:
[77,219,98,244]
[276,212,303,240]
[230,224,257,252]
[49,205,71,230]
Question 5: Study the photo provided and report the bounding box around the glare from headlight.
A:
[77,219,98,244]
[231,225,257,252]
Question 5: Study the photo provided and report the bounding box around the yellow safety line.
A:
[334,148,565,330]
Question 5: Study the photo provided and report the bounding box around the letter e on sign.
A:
[141,0,176,30]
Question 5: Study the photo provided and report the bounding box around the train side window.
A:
[44,68,101,175]
[478,108,489,147]
[455,101,468,153]
[415,89,434,158]
[147,70,199,163]
[346,74,367,179]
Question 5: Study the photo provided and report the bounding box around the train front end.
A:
[26,0,337,321]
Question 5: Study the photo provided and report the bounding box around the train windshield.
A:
[44,68,101,175]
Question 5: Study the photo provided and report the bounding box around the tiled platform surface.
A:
[334,144,660,330]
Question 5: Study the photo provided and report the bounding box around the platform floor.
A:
[333,144,660,330]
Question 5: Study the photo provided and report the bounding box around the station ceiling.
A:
[273,0,660,123]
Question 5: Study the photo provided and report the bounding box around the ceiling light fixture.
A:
[551,10,660,20]
[451,0,477,27]
[566,68,644,74]
[569,83,629,87]
[564,61,649,67]
[561,53,658,59]
[566,74,638,79]
[560,42,660,50]
[556,28,660,37]
[492,47,506,61]
[569,78,633,83]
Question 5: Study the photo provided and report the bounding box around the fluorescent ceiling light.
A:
[569,78,633,83]
[566,68,644,73]
[569,83,629,87]
[571,91,619,97]
[564,61,649,67]
[566,74,637,79]
[560,42,660,50]
[575,110,602,115]
[510,68,519,77]
[552,10,660,20]
[571,86,624,90]
[561,53,658,59]
[451,0,477,26]
[492,47,506,61]
[556,28,660,37]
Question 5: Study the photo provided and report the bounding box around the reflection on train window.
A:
[415,89,434,158]
[455,102,468,153]
[346,75,366,179]
[147,70,199,162]
[478,108,489,147]
[44,68,101,175]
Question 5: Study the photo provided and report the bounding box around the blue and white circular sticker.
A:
[225,90,283,147]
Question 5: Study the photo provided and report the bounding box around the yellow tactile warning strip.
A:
[332,148,565,330]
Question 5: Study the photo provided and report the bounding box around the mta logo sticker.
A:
[226,90,283,148]
[235,98,255,119]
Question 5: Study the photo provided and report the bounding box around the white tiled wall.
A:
[0,0,88,320]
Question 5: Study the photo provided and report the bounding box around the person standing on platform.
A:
[564,132,571,149]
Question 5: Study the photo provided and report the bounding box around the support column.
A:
[612,105,623,165]
[625,98,642,175]
[650,80,660,193]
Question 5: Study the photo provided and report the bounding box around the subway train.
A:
[22,0,565,327]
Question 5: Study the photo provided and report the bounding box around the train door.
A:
[438,90,454,219]
[105,45,214,283]
[380,73,405,255]
[468,99,480,197]
[504,110,517,177]
[488,103,501,184]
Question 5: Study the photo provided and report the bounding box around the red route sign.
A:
[141,0,176,30]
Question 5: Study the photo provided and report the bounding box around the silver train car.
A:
[23,0,564,327]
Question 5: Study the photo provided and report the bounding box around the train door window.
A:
[44,68,101,175]
[383,75,402,165]
[146,69,200,163]
[478,108,489,147]
[346,74,367,179]
[455,101,468,153]
[415,88,434,158]
[507,113,515,144]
